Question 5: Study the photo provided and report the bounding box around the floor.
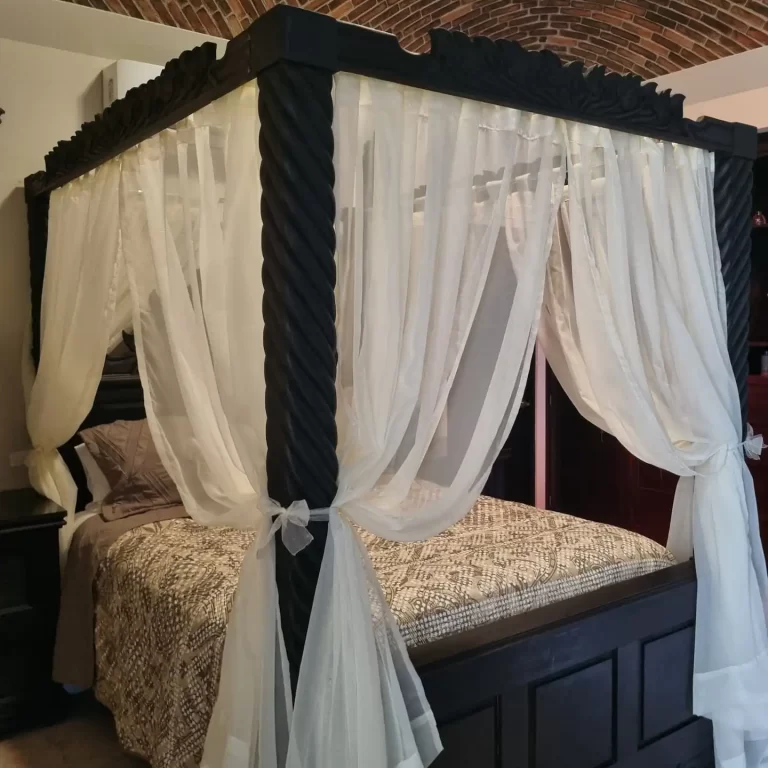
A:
[0,697,147,768]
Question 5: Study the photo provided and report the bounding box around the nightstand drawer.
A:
[0,605,47,699]
[0,524,61,611]
[0,490,66,736]
[0,645,36,700]
[0,552,27,610]
[0,604,45,647]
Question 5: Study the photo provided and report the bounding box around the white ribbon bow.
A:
[744,423,764,461]
[256,499,315,556]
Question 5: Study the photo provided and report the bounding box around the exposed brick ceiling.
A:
[60,0,768,80]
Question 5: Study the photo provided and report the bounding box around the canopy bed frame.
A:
[24,7,756,768]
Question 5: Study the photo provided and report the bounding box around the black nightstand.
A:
[0,488,65,736]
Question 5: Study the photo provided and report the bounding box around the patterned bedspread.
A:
[93,496,674,768]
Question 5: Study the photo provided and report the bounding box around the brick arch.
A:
[64,0,768,79]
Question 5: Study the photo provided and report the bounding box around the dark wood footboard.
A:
[414,562,712,768]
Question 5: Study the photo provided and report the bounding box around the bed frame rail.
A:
[420,562,712,768]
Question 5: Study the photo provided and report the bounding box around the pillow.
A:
[79,419,181,520]
[73,443,111,505]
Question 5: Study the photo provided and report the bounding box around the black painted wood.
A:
[331,12,755,158]
[24,177,50,368]
[534,659,615,768]
[617,642,642,761]
[28,33,252,196]
[258,60,338,691]
[0,490,65,736]
[416,562,712,768]
[642,625,696,744]
[432,705,498,768]
[19,6,755,766]
[715,152,754,438]
[0,489,65,532]
[24,7,755,203]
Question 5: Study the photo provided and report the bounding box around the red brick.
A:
[745,26,768,46]
[746,0,768,16]
[692,39,731,59]
[165,0,189,26]
[614,0,647,14]
[668,0,701,20]
[625,14,663,33]
[643,60,667,77]
[196,6,220,34]
[626,39,663,59]
[716,8,752,33]
[223,11,243,32]
[59,0,768,77]
[646,8,690,28]
[597,6,635,22]
[328,0,355,18]
[115,0,144,18]
[547,34,578,46]
[716,33,749,54]
[661,26,696,50]
[651,32,681,54]
[439,2,473,24]
[667,50,704,70]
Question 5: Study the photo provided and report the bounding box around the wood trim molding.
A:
[25,6,756,200]
[29,33,251,195]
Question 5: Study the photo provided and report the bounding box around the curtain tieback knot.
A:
[257,499,315,556]
[743,423,764,461]
[22,446,55,467]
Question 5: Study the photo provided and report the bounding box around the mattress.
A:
[92,496,674,768]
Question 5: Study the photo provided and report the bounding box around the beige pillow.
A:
[79,419,181,520]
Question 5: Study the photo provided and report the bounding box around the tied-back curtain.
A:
[25,162,124,517]
[118,83,294,768]
[30,69,767,768]
[285,73,566,768]
[540,123,768,768]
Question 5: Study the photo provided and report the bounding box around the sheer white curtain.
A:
[540,123,768,768]
[285,73,566,768]
[119,83,292,768]
[34,70,765,768]
[25,162,124,517]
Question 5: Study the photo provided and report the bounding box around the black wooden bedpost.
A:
[22,1,760,718]
[713,125,757,439]
[24,173,50,368]
[256,13,340,690]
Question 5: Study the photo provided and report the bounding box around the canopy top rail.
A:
[24,4,756,199]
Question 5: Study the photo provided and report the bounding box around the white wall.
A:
[651,46,768,130]
[682,87,768,130]
[0,38,112,489]
[0,0,225,64]
[0,3,225,491]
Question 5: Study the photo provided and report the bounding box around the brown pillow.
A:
[79,419,181,520]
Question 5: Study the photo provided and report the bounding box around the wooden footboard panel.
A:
[414,562,712,768]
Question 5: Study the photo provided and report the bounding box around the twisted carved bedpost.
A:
[714,129,757,440]
[258,61,338,692]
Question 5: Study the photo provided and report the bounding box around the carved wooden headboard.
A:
[61,333,145,509]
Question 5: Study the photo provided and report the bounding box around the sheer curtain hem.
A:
[694,649,768,732]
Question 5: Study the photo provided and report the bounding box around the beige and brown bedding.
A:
[71,495,675,768]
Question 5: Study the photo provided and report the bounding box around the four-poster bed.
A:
[23,6,762,768]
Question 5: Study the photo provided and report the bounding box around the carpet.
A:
[0,697,147,768]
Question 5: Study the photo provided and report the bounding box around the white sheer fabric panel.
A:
[540,124,768,768]
[25,163,124,516]
[119,83,291,768]
[286,73,565,768]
